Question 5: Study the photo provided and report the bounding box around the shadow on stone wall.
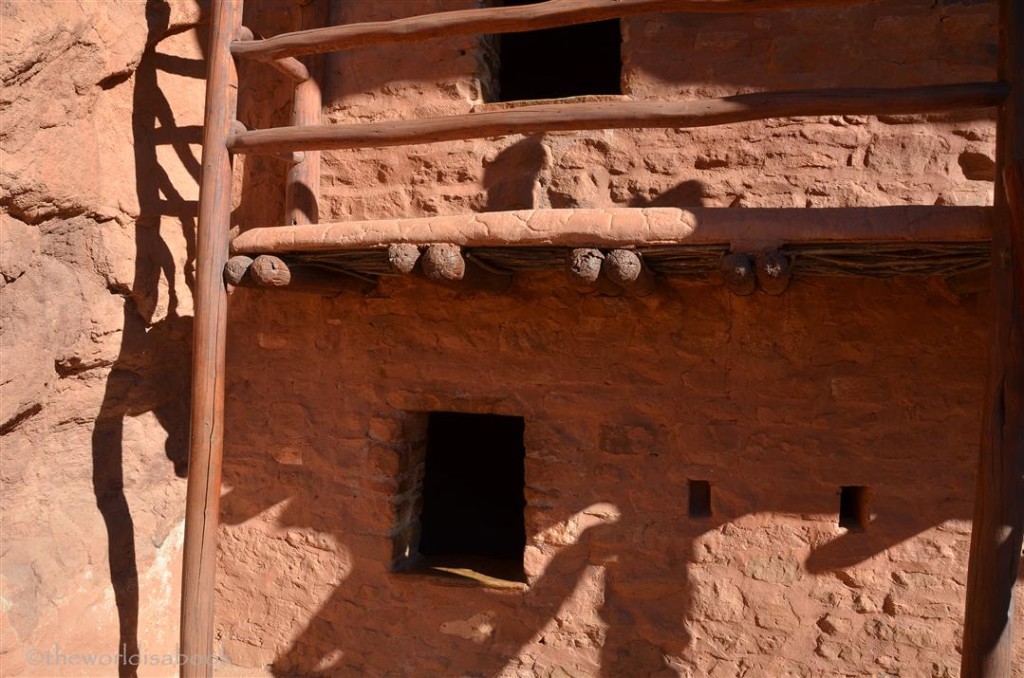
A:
[220,442,1021,677]
[90,2,205,674]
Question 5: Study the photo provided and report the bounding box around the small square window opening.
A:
[688,480,712,518]
[839,486,869,531]
[491,0,622,102]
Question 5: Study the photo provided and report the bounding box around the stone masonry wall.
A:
[217,1,1023,676]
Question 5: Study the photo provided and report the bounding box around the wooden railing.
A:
[181,1,1024,677]
[230,0,874,62]
[226,82,1008,154]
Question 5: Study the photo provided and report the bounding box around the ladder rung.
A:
[226,83,1008,155]
[231,0,877,62]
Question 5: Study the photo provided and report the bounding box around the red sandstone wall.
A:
[217,1,1023,676]
[2,1,206,675]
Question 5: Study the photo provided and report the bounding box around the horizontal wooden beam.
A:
[231,0,873,62]
[237,27,310,82]
[226,83,1006,155]
[230,206,991,254]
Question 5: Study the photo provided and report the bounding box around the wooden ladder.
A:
[183,1,1024,676]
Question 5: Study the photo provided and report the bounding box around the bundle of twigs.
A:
[283,241,991,280]
[468,247,566,272]
[783,242,990,278]
[638,245,731,275]
[293,250,395,275]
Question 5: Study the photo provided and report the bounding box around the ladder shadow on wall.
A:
[90,1,206,675]
[220,446,1022,677]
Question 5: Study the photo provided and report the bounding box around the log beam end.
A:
[224,255,254,286]
[755,250,793,295]
[421,244,466,282]
[251,254,292,287]
[567,248,604,285]
[388,243,422,275]
[603,249,657,296]
[721,252,757,296]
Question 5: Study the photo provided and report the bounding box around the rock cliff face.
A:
[2,1,204,675]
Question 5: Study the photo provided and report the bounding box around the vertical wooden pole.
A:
[284,0,325,226]
[961,0,1024,675]
[180,0,239,675]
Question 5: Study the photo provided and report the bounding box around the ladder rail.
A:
[180,0,239,676]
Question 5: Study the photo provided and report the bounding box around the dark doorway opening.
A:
[418,412,527,579]
[493,0,622,102]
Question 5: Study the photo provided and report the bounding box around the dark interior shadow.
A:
[220,439,1000,677]
[90,2,205,674]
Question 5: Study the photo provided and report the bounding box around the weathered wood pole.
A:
[421,243,466,281]
[229,205,992,254]
[180,0,239,675]
[226,82,1007,156]
[249,254,295,287]
[237,27,310,82]
[222,0,1017,62]
[960,0,1024,674]
[284,0,325,226]
[567,248,603,285]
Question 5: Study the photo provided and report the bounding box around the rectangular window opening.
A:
[491,0,622,102]
[688,480,712,518]
[416,412,527,584]
[839,486,868,531]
